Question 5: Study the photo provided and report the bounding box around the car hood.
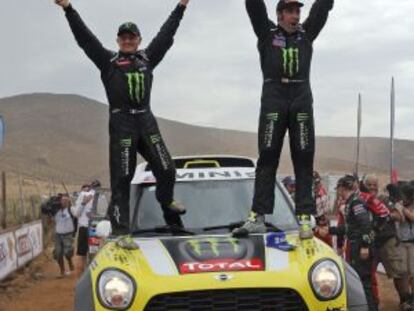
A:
[122,233,338,276]
[90,233,347,310]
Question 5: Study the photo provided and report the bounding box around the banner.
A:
[0,231,18,281]
[14,221,43,268]
[29,222,43,259]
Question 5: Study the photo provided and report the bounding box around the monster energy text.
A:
[297,113,310,150]
[150,134,170,170]
[120,138,132,175]
[264,113,279,148]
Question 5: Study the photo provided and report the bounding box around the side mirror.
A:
[96,220,112,238]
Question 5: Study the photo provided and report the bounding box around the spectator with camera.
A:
[72,183,94,277]
[42,193,75,278]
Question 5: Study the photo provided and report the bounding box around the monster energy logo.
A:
[282,48,299,77]
[297,113,309,122]
[120,138,132,147]
[266,113,279,122]
[126,72,145,103]
[187,238,240,257]
[150,134,162,145]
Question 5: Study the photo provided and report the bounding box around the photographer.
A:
[42,193,75,278]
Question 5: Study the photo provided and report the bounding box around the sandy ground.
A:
[0,249,76,311]
[0,249,401,311]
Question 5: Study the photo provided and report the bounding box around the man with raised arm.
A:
[234,0,333,239]
[55,0,190,234]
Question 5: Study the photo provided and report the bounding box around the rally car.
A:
[75,155,369,311]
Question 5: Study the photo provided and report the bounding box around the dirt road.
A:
[0,250,75,311]
[0,250,401,311]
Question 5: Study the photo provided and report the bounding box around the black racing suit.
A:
[330,193,377,311]
[64,4,187,230]
[245,0,333,216]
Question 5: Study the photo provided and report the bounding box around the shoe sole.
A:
[299,232,314,240]
[167,208,186,215]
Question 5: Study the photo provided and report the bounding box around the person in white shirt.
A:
[72,184,94,277]
[53,193,75,278]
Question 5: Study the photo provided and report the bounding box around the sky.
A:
[0,0,413,139]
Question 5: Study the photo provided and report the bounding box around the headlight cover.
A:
[97,269,136,310]
[309,259,343,300]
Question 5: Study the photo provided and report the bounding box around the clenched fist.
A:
[180,0,190,6]
[55,0,70,9]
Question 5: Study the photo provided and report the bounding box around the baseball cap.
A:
[336,175,357,190]
[117,22,141,37]
[277,0,304,12]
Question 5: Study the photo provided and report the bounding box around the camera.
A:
[41,194,63,216]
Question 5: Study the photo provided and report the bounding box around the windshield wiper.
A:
[132,225,195,236]
[202,221,245,232]
[202,222,282,232]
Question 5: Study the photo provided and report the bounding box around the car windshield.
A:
[131,179,298,233]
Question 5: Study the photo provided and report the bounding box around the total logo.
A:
[180,258,264,274]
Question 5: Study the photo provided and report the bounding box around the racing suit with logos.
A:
[245,0,333,217]
[330,192,377,311]
[63,4,187,230]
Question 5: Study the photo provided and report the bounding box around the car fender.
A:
[74,268,95,311]
[344,261,369,311]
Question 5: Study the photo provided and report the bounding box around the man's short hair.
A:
[363,174,379,186]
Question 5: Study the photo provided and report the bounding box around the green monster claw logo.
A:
[126,72,145,103]
[120,138,132,147]
[297,113,309,122]
[282,47,299,77]
[150,134,161,145]
[187,238,240,258]
[266,113,279,122]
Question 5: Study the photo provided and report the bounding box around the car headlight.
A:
[97,269,136,309]
[309,259,342,300]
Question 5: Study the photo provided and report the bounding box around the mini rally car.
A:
[75,156,369,311]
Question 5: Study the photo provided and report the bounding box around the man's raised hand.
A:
[55,0,70,9]
[180,0,190,6]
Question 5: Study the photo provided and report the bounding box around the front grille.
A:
[144,288,308,311]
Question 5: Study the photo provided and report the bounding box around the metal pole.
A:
[1,172,6,229]
[355,93,362,177]
[18,172,24,224]
[390,77,396,183]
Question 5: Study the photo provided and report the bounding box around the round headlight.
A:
[310,259,342,300]
[97,269,136,309]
